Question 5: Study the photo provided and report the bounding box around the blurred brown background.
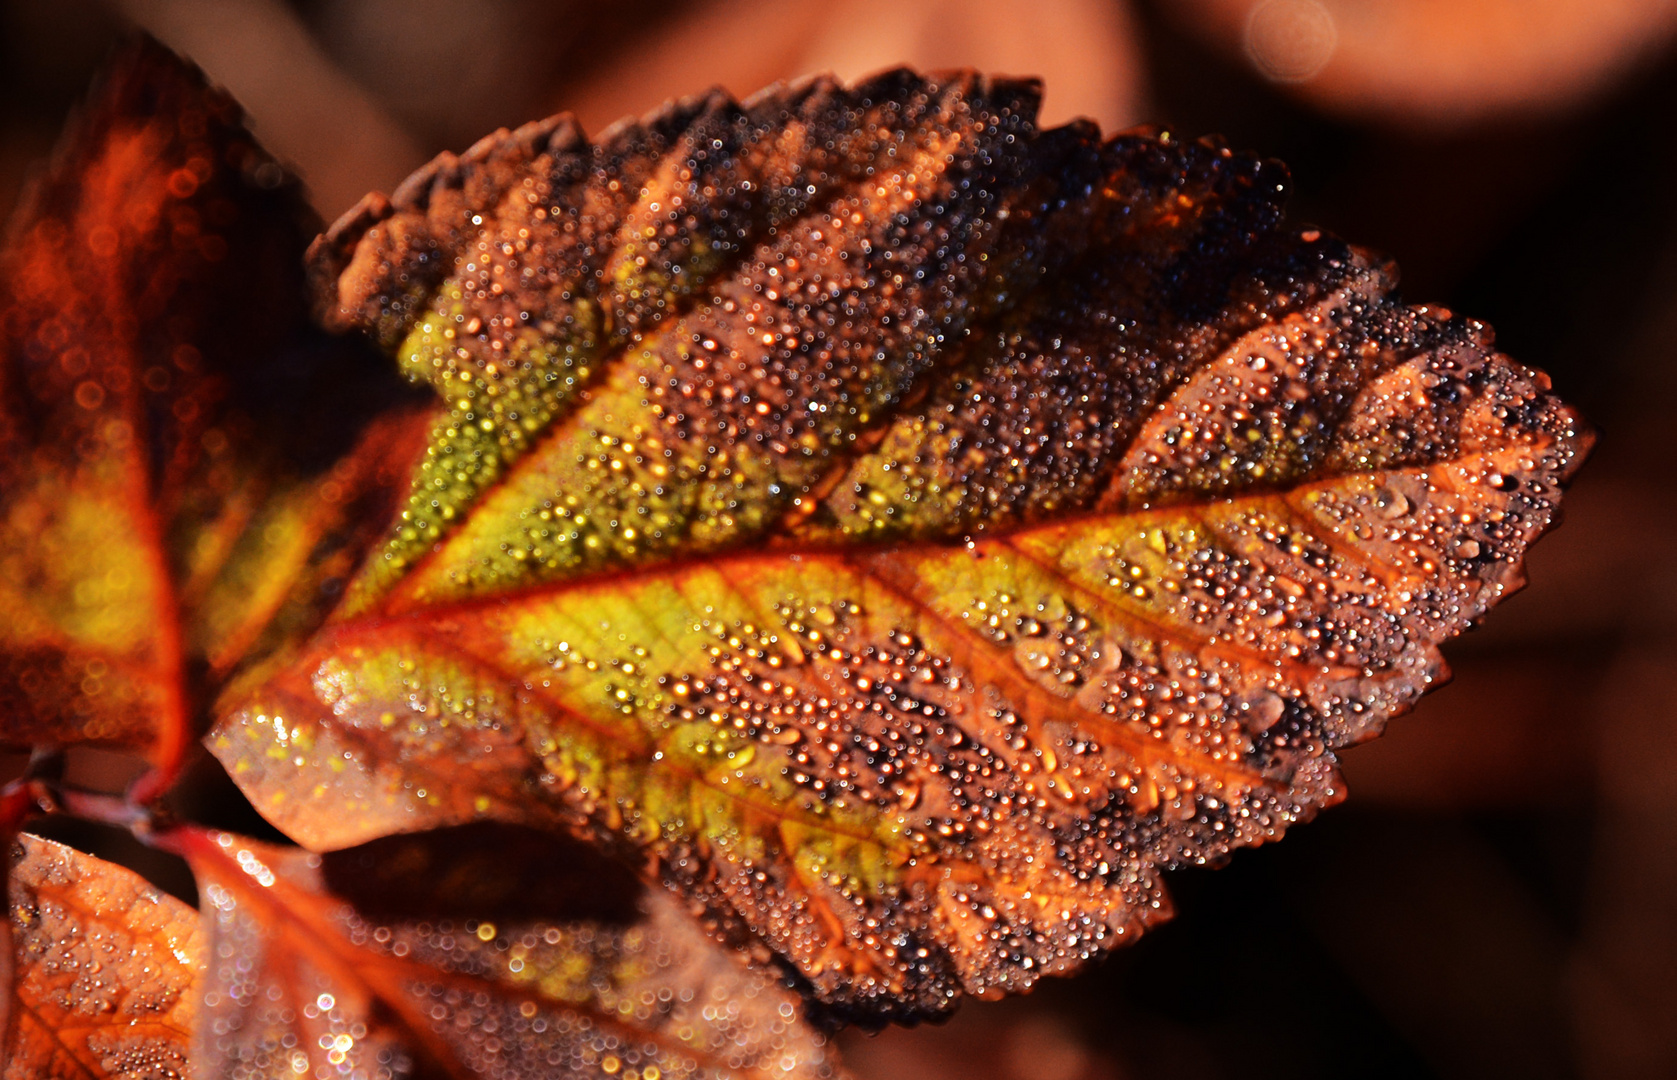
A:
[4,1,1675,1077]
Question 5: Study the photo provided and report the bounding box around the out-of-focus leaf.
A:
[4,833,203,1080]
[212,71,1590,1021]
[175,824,843,1080]
[112,0,429,219]
[0,40,424,773]
[541,0,1141,140]
[1171,0,1677,126]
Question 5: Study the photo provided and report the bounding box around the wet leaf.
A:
[4,833,202,1080]
[0,41,424,771]
[174,823,842,1080]
[212,72,1590,1020]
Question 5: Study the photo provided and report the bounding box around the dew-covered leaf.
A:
[4,833,203,1080]
[0,40,424,769]
[175,823,842,1080]
[214,73,1591,1019]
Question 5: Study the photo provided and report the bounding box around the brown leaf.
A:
[0,40,424,777]
[4,833,202,1080]
[173,824,842,1080]
[211,71,1590,1021]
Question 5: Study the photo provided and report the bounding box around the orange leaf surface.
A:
[4,833,202,1080]
[0,41,424,777]
[173,824,841,1080]
[208,73,1591,1019]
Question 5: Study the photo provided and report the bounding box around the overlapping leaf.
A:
[0,41,850,1080]
[3,822,841,1080]
[210,72,1590,1019]
[174,823,841,1080]
[4,833,202,1080]
[0,40,423,775]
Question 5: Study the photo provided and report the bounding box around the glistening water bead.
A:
[212,68,1591,1020]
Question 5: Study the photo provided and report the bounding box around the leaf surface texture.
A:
[4,834,202,1080]
[212,73,1591,1018]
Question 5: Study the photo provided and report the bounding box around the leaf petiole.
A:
[0,775,154,835]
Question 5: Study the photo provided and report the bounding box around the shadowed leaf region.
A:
[175,824,841,1080]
